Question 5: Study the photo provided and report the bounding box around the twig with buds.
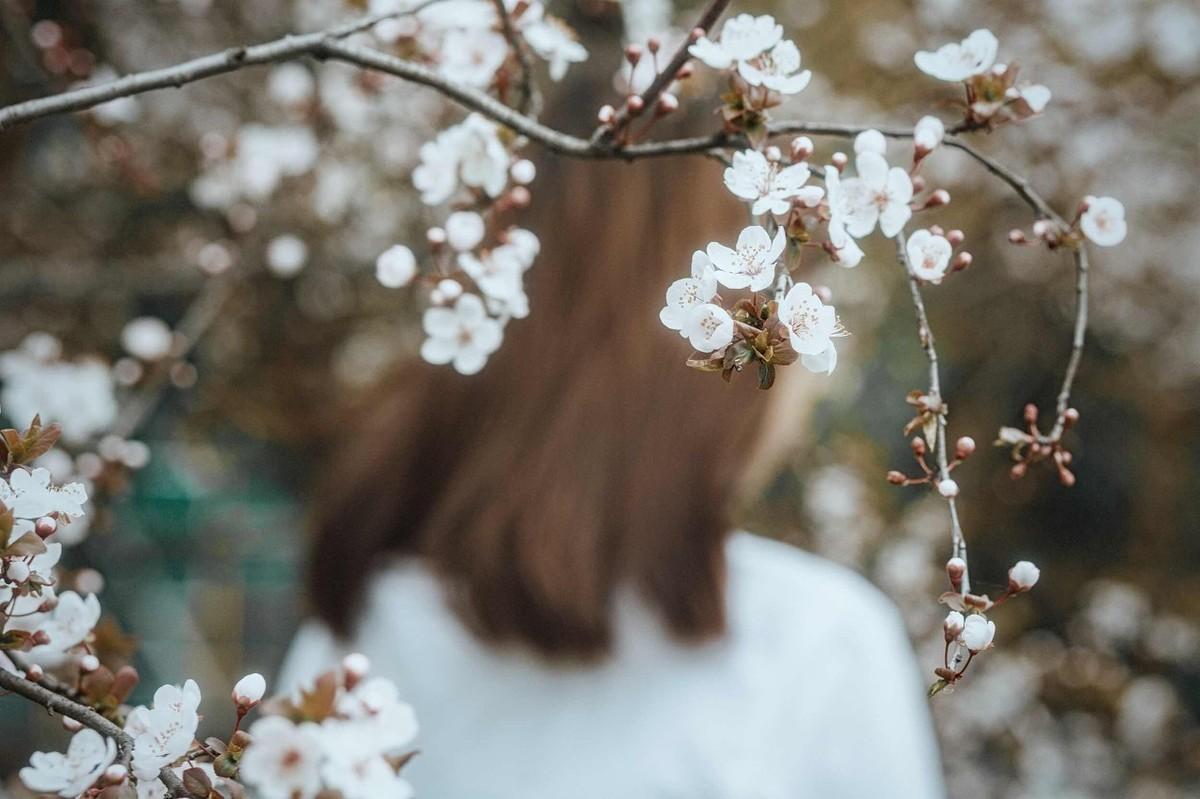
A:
[490,0,539,117]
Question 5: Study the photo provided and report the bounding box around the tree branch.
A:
[490,0,539,117]
[0,667,187,798]
[893,230,970,593]
[590,0,734,146]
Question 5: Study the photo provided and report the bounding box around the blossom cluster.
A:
[2,420,418,798]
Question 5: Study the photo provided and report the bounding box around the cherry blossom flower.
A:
[823,166,865,268]
[375,245,418,288]
[914,29,999,82]
[913,116,945,153]
[1080,195,1127,247]
[0,542,59,615]
[239,716,324,799]
[776,282,842,375]
[458,246,526,307]
[683,304,734,353]
[13,590,100,661]
[960,613,997,651]
[126,680,202,780]
[906,229,953,284]
[1012,83,1052,114]
[838,149,914,238]
[853,129,887,156]
[121,317,173,361]
[0,467,87,520]
[19,728,116,798]
[688,13,783,70]
[233,672,267,707]
[723,150,823,216]
[0,336,118,444]
[319,722,415,799]
[944,611,965,638]
[420,294,503,375]
[1009,560,1041,590]
[660,251,719,335]
[736,40,812,95]
[523,16,588,81]
[437,29,508,88]
[445,211,486,252]
[706,225,786,292]
[412,114,510,205]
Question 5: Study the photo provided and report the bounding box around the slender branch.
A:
[894,231,970,593]
[591,0,734,146]
[490,0,539,117]
[0,667,187,797]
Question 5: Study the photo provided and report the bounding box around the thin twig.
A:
[591,0,734,146]
[489,0,539,117]
[894,230,971,594]
[0,667,187,797]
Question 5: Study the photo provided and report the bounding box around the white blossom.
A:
[121,317,173,361]
[0,467,87,521]
[437,29,508,88]
[375,245,418,288]
[683,303,734,353]
[905,228,953,283]
[0,543,61,614]
[126,680,202,780]
[1014,83,1051,113]
[822,166,865,268]
[458,246,525,306]
[660,251,718,335]
[736,40,812,94]
[239,716,324,799]
[853,129,887,156]
[706,225,786,292]
[445,211,486,252]
[960,613,997,651]
[838,149,914,238]
[914,29,999,82]
[944,611,965,637]
[13,591,101,663]
[19,728,116,798]
[412,114,510,205]
[688,13,783,70]
[1009,560,1041,590]
[523,17,588,81]
[723,150,823,216]
[0,336,118,444]
[913,116,945,153]
[266,235,309,277]
[1080,195,1127,247]
[420,294,503,375]
[267,63,315,107]
[510,159,536,184]
[233,672,267,707]
[937,478,959,497]
[777,282,841,375]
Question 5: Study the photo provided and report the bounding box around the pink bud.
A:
[62,716,82,732]
[955,436,976,459]
[831,152,848,171]
[509,186,531,208]
[952,252,973,271]
[624,43,643,66]
[35,517,57,539]
[647,36,661,54]
[596,104,615,124]
[232,672,266,709]
[426,226,446,246]
[910,175,927,193]
[626,95,645,115]
[343,652,371,681]
[946,229,965,247]
[1008,229,1027,244]
[27,664,44,681]
[789,136,813,161]
[656,93,679,115]
[103,764,128,785]
[924,189,950,208]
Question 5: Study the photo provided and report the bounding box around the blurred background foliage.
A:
[0,0,1198,796]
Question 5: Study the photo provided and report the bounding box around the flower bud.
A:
[886,470,906,485]
[1023,403,1039,426]
[952,252,973,271]
[510,159,536,185]
[1010,462,1028,479]
[79,654,100,673]
[937,478,959,498]
[946,229,965,247]
[910,436,927,457]
[689,26,705,43]
[508,186,532,208]
[62,716,82,732]
[5,560,30,584]
[1032,219,1052,239]
[436,279,463,301]
[35,516,57,539]
[596,104,615,124]
[646,36,661,54]
[675,62,695,80]
[342,652,371,681]
[1008,560,1040,592]
[656,93,679,115]
[624,43,643,66]
[910,174,927,193]
[946,557,966,589]
[32,629,51,646]
[27,663,44,681]
[943,611,965,641]
[426,226,446,247]
[1008,229,1027,244]
[1063,408,1080,427]
[789,136,813,161]
[924,189,951,209]
[830,152,848,171]
[929,224,944,237]
[955,436,976,459]
[232,672,266,709]
[625,95,645,115]
[960,614,996,652]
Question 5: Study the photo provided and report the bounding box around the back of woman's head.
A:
[308,147,775,660]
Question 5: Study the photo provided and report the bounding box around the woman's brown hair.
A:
[308,150,774,660]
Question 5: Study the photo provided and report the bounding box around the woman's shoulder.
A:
[724,532,905,645]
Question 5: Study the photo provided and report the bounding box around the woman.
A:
[279,153,945,797]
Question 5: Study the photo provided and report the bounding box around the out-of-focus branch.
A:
[894,230,970,594]
[490,0,539,117]
[0,667,187,797]
[590,0,734,146]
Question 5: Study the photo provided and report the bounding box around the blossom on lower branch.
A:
[420,294,504,375]
[19,728,117,798]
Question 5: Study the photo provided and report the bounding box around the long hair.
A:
[307,150,774,660]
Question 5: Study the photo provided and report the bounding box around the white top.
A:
[279,533,945,798]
